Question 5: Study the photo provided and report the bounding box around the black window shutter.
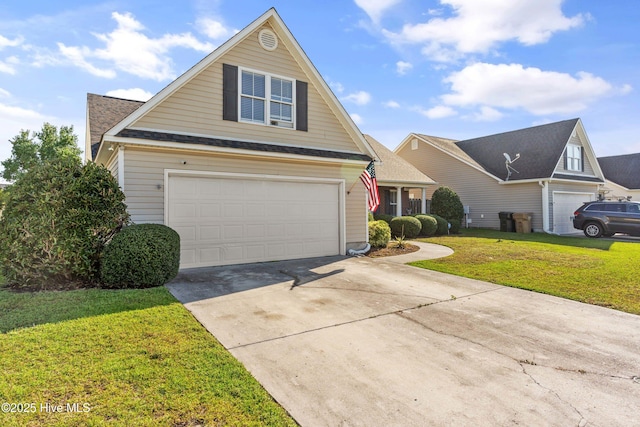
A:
[563,148,568,170]
[222,64,238,122]
[296,80,308,132]
[581,147,585,172]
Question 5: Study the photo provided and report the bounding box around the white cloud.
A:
[354,0,403,24]
[0,56,19,74]
[57,43,117,78]
[396,60,413,75]
[106,88,154,102]
[58,11,214,81]
[342,90,372,106]
[326,78,345,94]
[350,113,364,125]
[472,106,502,121]
[0,88,9,98]
[384,100,400,108]
[383,0,585,62]
[416,105,457,119]
[441,62,617,115]
[0,35,23,50]
[196,17,235,40]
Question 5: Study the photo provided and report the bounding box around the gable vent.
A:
[258,29,278,51]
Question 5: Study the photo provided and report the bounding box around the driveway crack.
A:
[396,311,590,425]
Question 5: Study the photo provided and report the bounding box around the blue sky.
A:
[0,0,638,171]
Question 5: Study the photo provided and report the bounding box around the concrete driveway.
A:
[167,245,640,426]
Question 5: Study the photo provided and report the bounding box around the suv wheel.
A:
[584,222,603,238]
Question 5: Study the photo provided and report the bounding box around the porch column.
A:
[396,186,402,217]
[421,187,427,214]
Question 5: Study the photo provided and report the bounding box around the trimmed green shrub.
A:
[0,157,129,289]
[389,216,422,238]
[368,220,391,248]
[373,213,395,225]
[415,214,438,236]
[431,186,464,234]
[428,214,450,236]
[100,224,180,289]
[368,211,374,222]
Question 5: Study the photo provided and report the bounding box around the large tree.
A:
[1,122,82,181]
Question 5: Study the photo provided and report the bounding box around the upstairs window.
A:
[240,69,294,129]
[566,144,582,172]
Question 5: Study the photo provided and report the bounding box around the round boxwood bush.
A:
[368,211,374,222]
[427,214,449,235]
[0,157,129,289]
[368,220,391,248]
[389,216,422,238]
[415,214,438,236]
[373,213,395,225]
[100,224,180,289]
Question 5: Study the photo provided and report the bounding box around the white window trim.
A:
[567,144,582,172]
[238,66,296,130]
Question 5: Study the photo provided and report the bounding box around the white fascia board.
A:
[377,180,437,187]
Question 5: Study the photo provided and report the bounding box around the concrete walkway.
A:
[167,246,640,426]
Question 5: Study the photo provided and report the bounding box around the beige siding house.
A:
[86,8,377,269]
[598,154,640,201]
[397,119,606,234]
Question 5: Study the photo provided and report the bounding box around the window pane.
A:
[241,71,265,97]
[241,97,264,122]
[270,101,292,121]
[271,78,292,102]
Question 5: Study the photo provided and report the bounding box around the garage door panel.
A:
[553,192,594,234]
[169,175,341,268]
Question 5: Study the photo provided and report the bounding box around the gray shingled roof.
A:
[455,118,580,181]
[598,153,640,189]
[364,135,436,185]
[87,93,144,158]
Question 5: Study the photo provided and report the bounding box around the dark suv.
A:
[573,200,640,238]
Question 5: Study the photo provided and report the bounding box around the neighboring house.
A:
[86,8,377,269]
[364,135,436,216]
[597,153,640,200]
[396,118,605,234]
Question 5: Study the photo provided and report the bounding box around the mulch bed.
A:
[367,242,420,258]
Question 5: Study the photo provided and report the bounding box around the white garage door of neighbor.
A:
[553,192,594,234]
[167,174,341,269]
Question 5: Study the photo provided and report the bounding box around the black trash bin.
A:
[498,212,515,232]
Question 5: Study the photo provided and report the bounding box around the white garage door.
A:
[553,192,594,234]
[167,173,342,269]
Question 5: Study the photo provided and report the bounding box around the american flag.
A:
[360,161,380,212]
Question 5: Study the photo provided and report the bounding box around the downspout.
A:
[539,180,552,233]
[348,243,371,256]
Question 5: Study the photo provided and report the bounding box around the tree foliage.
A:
[0,157,130,289]
[431,186,464,233]
[1,123,81,181]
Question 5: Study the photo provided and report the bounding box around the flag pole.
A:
[347,179,359,195]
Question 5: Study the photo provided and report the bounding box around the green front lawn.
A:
[412,229,640,315]
[0,286,296,427]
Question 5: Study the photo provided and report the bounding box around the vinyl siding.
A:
[121,147,367,247]
[106,155,118,180]
[131,23,359,154]
[398,142,543,230]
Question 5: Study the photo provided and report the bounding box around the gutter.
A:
[539,180,554,234]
